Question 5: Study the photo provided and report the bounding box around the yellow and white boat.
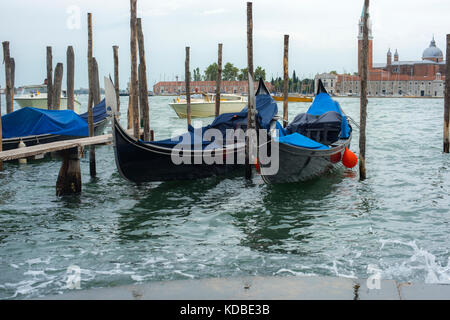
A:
[14,85,82,114]
[169,93,247,118]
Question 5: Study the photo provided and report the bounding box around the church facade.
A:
[316,8,446,97]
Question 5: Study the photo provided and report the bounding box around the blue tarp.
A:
[274,121,329,149]
[145,93,278,149]
[307,93,351,139]
[2,107,88,139]
[80,99,108,124]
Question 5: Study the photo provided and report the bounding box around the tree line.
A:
[191,62,266,81]
[270,70,314,94]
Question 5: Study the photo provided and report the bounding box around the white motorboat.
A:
[169,93,247,118]
[14,85,82,114]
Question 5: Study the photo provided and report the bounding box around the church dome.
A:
[422,37,443,60]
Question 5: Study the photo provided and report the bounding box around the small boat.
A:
[168,93,247,118]
[104,77,277,183]
[14,84,82,114]
[272,95,313,102]
[258,79,353,184]
[2,99,110,151]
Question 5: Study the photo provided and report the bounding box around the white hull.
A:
[14,97,82,114]
[169,101,247,118]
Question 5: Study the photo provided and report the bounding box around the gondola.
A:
[258,79,353,184]
[104,77,277,183]
[1,100,110,151]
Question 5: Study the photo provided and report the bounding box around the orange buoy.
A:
[255,158,260,173]
[342,147,357,168]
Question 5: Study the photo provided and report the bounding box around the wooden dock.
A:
[0,130,139,196]
[0,134,112,162]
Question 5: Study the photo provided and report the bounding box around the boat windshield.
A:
[19,86,48,94]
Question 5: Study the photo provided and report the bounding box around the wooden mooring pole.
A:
[67,46,75,111]
[87,12,96,177]
[2,41,13,114]
[129,0,139,137]
[92,58,101,105]
[444,34,450,153]
[283,34,289,128]
[245,1,255,180]
[359,0,369,181]
[137,18,150,141]
[215,43,223,117]
[56,147,82,196]
[185,46,191,126]
[10,57,15,112]
[53,63,63,110]
[46,46,53,110]
[113,45,120,114]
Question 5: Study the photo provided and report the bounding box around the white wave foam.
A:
[379,239,450,284]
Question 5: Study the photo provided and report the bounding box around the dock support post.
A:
[185,46,191,126]
[2,41,13,114]
[56,147,82,196]
[137,18,150,141]
[46,46,53,110]
[283,34,289,128]
[444,34,450,153]
[129,0,139,136]
[67,46,75,111]
[53,63,64,110]
[215,43,223,117]
[245,1,255,180]
[359,0,369,181]
[113,45,120,114]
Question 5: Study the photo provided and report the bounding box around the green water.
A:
[1,95,449,299]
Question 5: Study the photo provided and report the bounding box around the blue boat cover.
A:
[80,99,108,124]
[145,93,278,149]
[306,93,350,139]
[2,107,88,139]
[274,121,329,150]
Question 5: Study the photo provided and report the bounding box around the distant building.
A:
[316,4,446,97]
[153,80,273,95]
[314,73,338,95]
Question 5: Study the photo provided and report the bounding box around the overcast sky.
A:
[0,0,448,90]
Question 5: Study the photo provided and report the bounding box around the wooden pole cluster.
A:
[87,12,96,177]
[113,45,120,114]
[359,0,369,181]
[129,0,139,138]
[215,43,223,117]
[53,63,64,109]
[444,34,450,153]
[283,34,289,128]
[67,46,75,111]
[46,46,53,109]
[137,18,150,141]
[2,41,13,114]
[185,46,191,126]
[245,1,256,180]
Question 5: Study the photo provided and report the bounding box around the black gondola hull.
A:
[112,117,244,183]
[259,135,352,184]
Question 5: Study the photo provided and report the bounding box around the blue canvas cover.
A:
[274,121,329,150]
[2,107,88,139]
[145,93,278,149]
[306,93,350,139]
[80,99,108,123]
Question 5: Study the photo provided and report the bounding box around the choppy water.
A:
[1,94,450,299]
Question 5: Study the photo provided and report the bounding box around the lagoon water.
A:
[1,94,449,299]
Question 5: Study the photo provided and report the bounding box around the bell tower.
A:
[358,3,373,75]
